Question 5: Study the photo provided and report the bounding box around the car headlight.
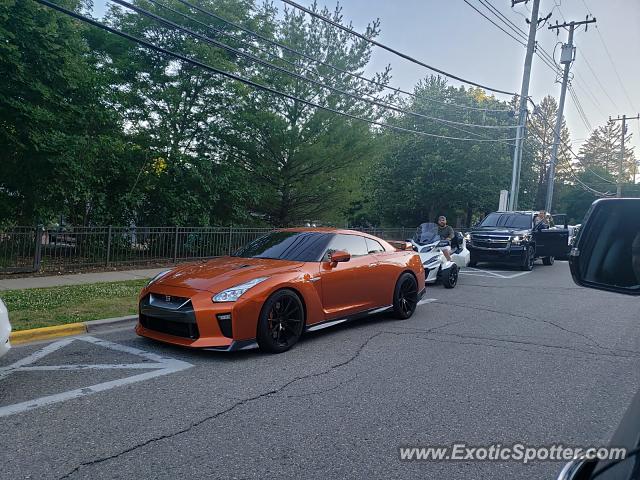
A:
[212,277,269,303]
[146,269,172,287]
[511,234,529,245]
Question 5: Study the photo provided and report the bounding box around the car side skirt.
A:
[306,305,394,332]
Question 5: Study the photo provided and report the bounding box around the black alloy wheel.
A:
[257,290,305,353]
[442,264,459,289]
[393,273,419,319]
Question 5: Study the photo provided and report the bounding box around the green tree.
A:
[578,120,636,181]
[367,76,517,227]
[525,95,572,210]
[0,0,127,225]
[217,2,388,225]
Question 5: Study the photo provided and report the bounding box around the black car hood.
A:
[470,227,529,236]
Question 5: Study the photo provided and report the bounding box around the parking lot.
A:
[1,262,639,479]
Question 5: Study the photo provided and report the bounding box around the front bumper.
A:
[468,244,527,265]
[135,285,260,349]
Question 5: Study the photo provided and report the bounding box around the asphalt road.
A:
[1,261,639,479]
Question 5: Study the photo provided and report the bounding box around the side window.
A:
[365,238,385,254]
[325,234,368,258]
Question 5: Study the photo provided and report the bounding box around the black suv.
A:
[467,211,570,270]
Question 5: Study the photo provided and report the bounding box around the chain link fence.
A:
[0,225,421,274]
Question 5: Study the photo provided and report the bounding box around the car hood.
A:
[153,256,305,293]
[470,227,528,236]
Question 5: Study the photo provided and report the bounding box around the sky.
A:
[91,0,640,156]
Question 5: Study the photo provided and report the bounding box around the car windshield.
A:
[414,223,440,244]
[232,231,332,262]
[479,213,532,229]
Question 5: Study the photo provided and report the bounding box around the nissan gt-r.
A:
[136,228,425,353]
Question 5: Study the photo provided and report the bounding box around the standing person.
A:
[437,216,454,262]
[534,210,549,231]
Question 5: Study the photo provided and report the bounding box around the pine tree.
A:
[578,120,636,181]
[525,95,572,209]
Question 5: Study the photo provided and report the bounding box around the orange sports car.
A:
[136,228,425,353]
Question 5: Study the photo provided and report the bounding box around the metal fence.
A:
[0,225,419,274]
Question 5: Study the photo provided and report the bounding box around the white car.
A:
[0,298,11,359]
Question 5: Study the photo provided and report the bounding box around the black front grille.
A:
[139,293,199,340]
[472,235,510,249]
[139,313,199,339]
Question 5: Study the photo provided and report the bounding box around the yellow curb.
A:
[10,323,88,345]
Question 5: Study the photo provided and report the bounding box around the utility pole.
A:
[610,114,640,196]
[545,17,596,213]
[508,0,541,211]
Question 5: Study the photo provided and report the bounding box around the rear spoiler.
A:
[388,240,413,251]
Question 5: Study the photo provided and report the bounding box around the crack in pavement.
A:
[460,282,591,293]
[286,373,359,398]
[432,300,638,354]
[424,331,640,360]
[55,312,639,479]
[55,319,481,479]
[57,331,386,479]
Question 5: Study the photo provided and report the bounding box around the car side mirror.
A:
[328,250,350,264]
[569,198,640,295]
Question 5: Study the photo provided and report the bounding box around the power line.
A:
[35,0,518,144]
[528,101,615,185]
[279,0,518,96]
[595,25,636,111]
[477,0,528,41]
[462,0,526,46]
[568,84,592,131]
[526,123,613,196]
[577,50,619,111]
[113,0,518,131]
[173,0,512,113]
[571,71,606,117]
[462,0,562,78]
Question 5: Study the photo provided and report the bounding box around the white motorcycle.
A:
[409,223,470,289]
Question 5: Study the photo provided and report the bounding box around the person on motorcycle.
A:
[437,216,454,262]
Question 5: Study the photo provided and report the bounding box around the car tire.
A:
[393,272,419,320]
[521,246,535,271]
[256,289,305,354]
[441,264,459,289]
[543,256,554,266]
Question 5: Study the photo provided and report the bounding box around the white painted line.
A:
[460,269,532,279]
[418,298,437,306]
[500,271,531,279]
[0,336,192,418]
[17,363,167,371]
[0,338,75,380]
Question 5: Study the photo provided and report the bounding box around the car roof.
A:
[491,211,536,215]
[278,227,378,237]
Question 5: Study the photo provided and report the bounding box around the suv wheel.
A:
[521,246,535,271]
[542,256,554,266]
